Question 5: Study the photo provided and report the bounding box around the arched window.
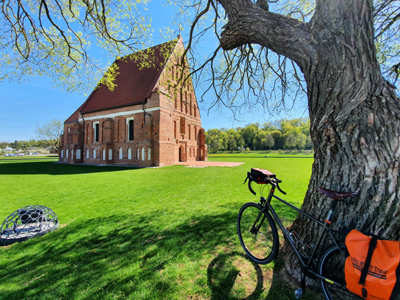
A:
[137,147,140,160]
[103,149,106,160]
[108,149,112,160]
[86,149,89,159]
[141,147,145,161]
[119,147,123,159]
[93,122,100,142]
[128,147,132,159]
[93,149,96,159]
[126,117,134,141]
[148,148,151,160]
[71,149,74,159]
[76,149,81,159]
[66,149,69,158]
[61,150,64,158]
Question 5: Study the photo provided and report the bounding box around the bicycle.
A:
[237,168,361,300]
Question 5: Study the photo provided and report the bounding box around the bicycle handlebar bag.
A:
[345,229,400,300]
[250,168,276,184]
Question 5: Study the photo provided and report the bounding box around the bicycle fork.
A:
[250,210,266,234]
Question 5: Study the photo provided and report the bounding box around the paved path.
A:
[175,161,245,168]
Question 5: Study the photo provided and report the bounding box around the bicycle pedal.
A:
[294,288,303,299]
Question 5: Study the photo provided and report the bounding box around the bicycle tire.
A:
[318,244,361,300]
[237,202,279,264]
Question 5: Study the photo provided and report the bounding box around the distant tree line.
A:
[0,140,54,151]
[205,118,312,152]
[1,119,64,153]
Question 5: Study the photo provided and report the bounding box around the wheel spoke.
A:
[246,226,274,250]
[237,203,278,265]
[319,245,360,300]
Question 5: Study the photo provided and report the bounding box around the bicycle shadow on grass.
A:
[207,251,265,299]
[206,250,324,300]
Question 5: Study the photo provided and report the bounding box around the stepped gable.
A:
[65,40,176,123]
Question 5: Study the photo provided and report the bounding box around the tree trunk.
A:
[217,0,400,279]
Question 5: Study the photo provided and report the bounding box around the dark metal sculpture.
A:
[0,205,59,246]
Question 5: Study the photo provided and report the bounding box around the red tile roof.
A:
[65,39,177,123]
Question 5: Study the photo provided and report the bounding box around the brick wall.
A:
[59,37,207,167]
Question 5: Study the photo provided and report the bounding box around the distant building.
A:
[59,37,207,167]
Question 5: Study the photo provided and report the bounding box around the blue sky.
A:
[0,2,308,142]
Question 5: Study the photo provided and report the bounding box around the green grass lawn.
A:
[208,151,314,159]
[0,156,322,300]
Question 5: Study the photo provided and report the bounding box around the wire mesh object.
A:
[0,205,59,246]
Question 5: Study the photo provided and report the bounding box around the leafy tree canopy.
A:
[1,0,152,92]
[2,0,398,116]
[35,118,64,151]
[205,118,312,151]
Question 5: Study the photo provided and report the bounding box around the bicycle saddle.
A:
[318,187,359,200]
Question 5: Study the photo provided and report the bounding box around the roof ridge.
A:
[65,38,181,123]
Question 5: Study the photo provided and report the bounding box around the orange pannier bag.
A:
[345,229,400,300]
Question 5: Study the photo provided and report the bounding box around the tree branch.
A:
[217,0,314,71]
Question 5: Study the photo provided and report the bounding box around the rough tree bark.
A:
[218,0,400,278]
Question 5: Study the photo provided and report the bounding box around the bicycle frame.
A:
[260,183,346,288]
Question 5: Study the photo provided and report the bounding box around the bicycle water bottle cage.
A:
[317,187,359,200]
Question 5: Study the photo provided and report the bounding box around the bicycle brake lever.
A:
[244,172,256,195]
[276,183,286,195]
[248,179,256,195]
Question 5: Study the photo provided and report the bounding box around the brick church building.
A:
[59,36,207,167]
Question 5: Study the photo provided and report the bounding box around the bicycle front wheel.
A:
[319,244,360,300]
[237,202,279,264]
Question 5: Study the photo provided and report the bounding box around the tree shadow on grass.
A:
[0,161,139,175]
[0,211,241,299]
[0,209,326,300]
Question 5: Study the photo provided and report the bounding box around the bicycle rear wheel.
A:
[237,202,279,264]
[318,244,360,300]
